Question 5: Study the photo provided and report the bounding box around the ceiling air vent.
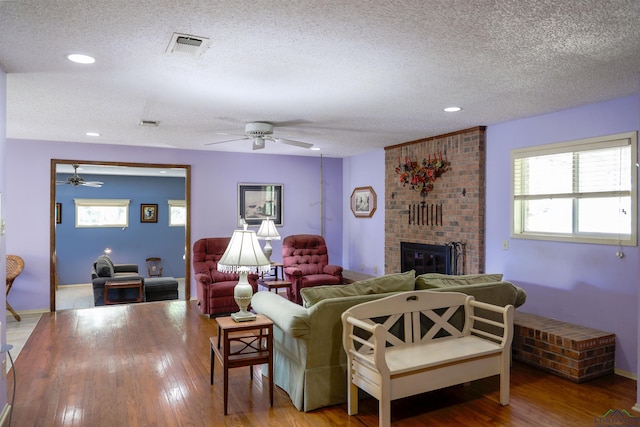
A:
[166,33,210,57]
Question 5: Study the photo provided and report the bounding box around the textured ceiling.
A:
[1,0,639,158]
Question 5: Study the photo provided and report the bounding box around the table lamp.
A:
[218,223,271,322]
[256,217,281,263]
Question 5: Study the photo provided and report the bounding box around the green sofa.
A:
[250,270,526,412]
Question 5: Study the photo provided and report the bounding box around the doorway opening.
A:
[50,159,191,312]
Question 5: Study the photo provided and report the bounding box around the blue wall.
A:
[55,174,186,284]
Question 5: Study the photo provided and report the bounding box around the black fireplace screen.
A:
[400,242,463,275]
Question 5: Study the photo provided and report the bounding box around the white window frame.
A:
[74,198,130,228]
[511,131,637,246]
[168,199,186,227]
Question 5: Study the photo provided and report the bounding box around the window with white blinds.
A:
[74,198,130,228]
[168,199,186,226]
[511,132,637,245]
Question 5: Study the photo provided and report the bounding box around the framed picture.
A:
[141,204,158,223]
[238,183,283,226]
[55,203,62,224]
[350,186,377,218]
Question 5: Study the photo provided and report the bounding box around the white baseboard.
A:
[632,404,640,413]
[614,367,637,380]
[6,308,49,318]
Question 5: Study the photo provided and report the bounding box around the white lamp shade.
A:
[217,226,271,322]
[218,227,271,274]
[256,218,281,240]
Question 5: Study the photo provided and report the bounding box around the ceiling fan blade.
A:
[275,138,313,149]
[82,181,104,187]
[270,119,313,127]
[205,136,249,146]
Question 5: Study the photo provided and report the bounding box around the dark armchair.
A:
[192,237,259,317]
[282,234,343,305]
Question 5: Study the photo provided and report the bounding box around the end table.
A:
[261,279,292,301]
[210,314,273,415]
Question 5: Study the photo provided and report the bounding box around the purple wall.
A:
[0,64,8,408]
[343,149,386,276]
[486,95,640,375]
[5,140,343,312]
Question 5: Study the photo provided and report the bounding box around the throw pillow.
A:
[415,273,503,290]
[301,270,415,308]
[95,255,114,277]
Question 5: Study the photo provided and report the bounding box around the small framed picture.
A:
[141,204,158,223]
[55,203,62,224]
[350,186,377,218]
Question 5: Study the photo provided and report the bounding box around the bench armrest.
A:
[469,300,514,347]
[342,312,390,376]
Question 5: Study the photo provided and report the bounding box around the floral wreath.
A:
[395,153,450,196]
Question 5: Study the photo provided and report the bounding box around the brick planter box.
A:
[512,311,615,383]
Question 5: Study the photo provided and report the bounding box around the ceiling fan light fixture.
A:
[252,137,266,150]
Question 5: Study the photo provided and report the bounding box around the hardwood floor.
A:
[7,300,638,426]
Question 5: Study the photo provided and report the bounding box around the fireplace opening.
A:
[401,242,463,275]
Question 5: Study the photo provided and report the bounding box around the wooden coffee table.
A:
[104,279,143,305]
[210,314,273,415]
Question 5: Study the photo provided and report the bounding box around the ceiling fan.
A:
[56,164,104,187]
[206,122,314,150]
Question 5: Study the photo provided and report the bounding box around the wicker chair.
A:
[6,255,24,321]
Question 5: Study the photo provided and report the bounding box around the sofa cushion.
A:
[95,255,114,277]
[301,270,415,308]
[415,273,503,289]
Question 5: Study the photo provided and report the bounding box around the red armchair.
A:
[282,234,343,305]
[192,237,259,317]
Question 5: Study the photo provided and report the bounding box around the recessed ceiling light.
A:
[444,106,462,112]
[311,147,321,151]
[85,132,101,137]
[67,54,96,64]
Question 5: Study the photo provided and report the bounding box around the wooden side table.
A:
[261,262,284,281]
[210,314,273,415]
[271,262,284,280]
[261,279,292,301]
[104,279,143,305]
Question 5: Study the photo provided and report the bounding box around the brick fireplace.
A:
[384,127,486,274]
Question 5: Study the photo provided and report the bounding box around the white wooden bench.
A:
[341,290,514,427]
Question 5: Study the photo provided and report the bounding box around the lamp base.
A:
[233,272,256,322]
[263,239,273,263]
[231,311,257,322]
